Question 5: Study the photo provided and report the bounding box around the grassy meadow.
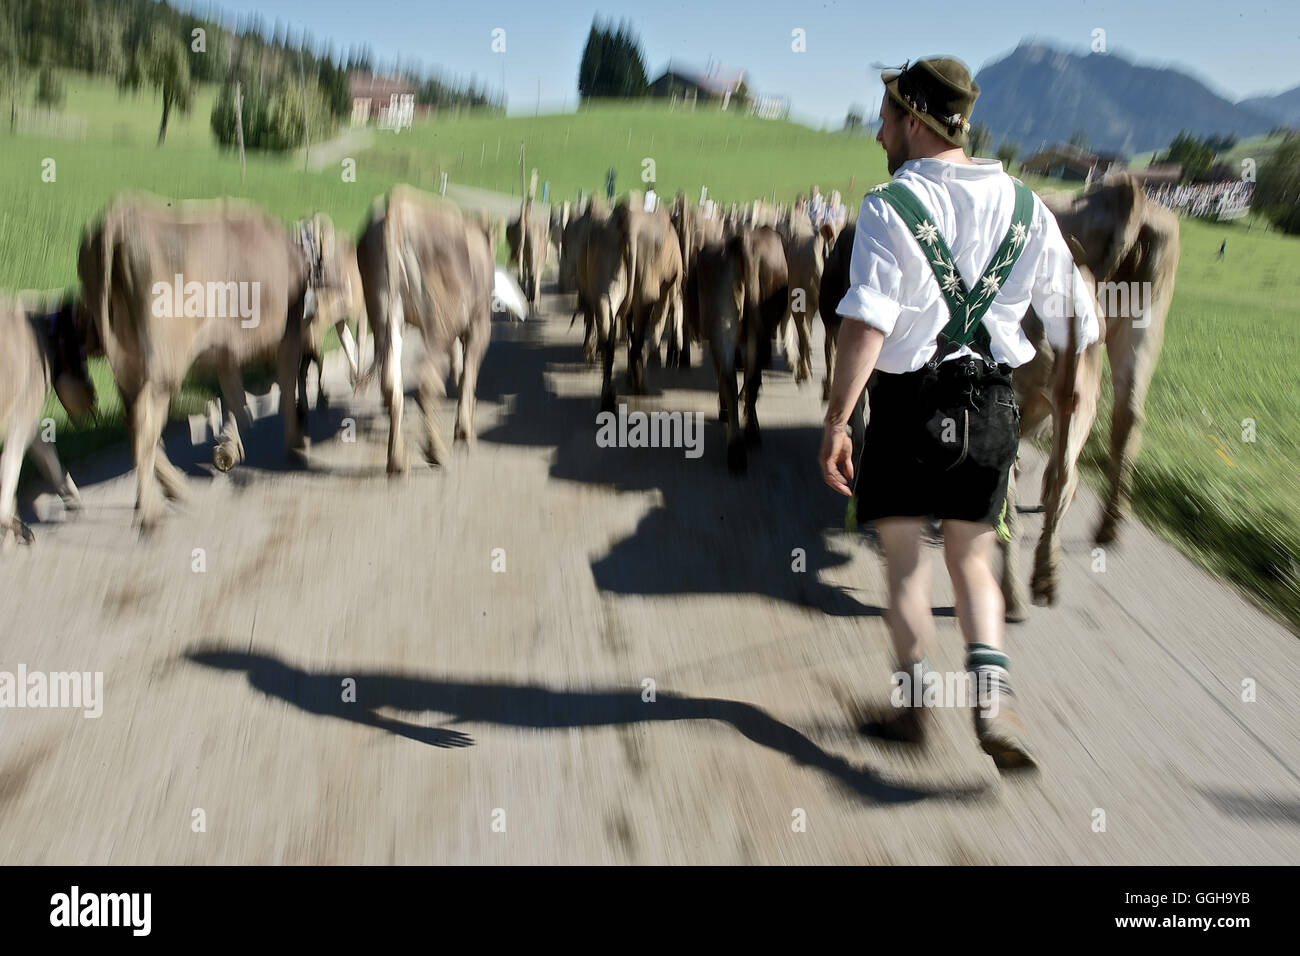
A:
[2,71,1296,628]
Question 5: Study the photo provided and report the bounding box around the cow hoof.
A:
[62,492,84,513]
[4,518,35,547]
[213,442,238,473]
[423,440,450,467]
[1094,517,1119,545]
[600,390,617,415]
[1030,577,1057,606]
[1005,605,1029,624]
[744,424,762,448]
[286,447,310,470]
[726,443,748,474]
[136,512,163,538]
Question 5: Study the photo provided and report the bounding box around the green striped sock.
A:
[966,643,1010,672]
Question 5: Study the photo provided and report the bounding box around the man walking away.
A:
[819,56,1100,771]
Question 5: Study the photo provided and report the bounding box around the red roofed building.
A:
[349,72,419,128]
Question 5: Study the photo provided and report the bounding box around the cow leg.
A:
[670,289,684,369]
[778,301,798,377]
[416,347,449,467]
[127,383,165,533]
[1033,343,1103,604]
[822,317,839,402]
[337,319,360,387]
[599,298,618,414]
[153,451,188,503]
[1096,344,1152,545]
[646,295,670,370]
[1001,460,1029,622]
[27,430,82,513]
[379,307,410,476]
[680,300,692,371]
[743,321,769,446]
[277,319,308,466]
[581,302,598,365]
[627,305,648,395]
[714,352,744,473]
[455,322,489,447]
[0,420,36,549]
[792,310,812,384]
[215,361,251,473]
[297,353,314,421]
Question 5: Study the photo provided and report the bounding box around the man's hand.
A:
[820,422,854,496]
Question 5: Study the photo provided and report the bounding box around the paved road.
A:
[1,287,1297,864]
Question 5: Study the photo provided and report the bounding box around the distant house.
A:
[650,62,750,111]
[1128,163,1183,186]
[349,72,419,129]
[1020,144,1125,181]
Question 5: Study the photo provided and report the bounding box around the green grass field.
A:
[359,100,887,206]
[3,72,1297,629]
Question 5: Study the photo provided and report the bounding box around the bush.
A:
[1254,136,1300,235]
[211,77,333,152]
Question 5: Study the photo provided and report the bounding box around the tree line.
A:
[0,0,503,150]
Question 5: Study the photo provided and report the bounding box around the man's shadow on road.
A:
[186,646,989,806]
[476,318,887,617]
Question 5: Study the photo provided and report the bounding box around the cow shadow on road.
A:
[476,318,880,617]
[186,646,989,806]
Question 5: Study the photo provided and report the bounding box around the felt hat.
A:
[881,56,980,148]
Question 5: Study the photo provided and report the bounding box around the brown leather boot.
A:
[973,697,1038,771]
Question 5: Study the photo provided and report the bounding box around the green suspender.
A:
[870,178,1034,364]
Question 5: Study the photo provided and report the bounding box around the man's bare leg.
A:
[941,519,1004,650]
[862,517,936,743]
[877,517,936,663]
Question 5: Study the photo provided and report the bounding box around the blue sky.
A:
[192,0,1300,127]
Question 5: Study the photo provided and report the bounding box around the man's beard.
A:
[886,143,905,175]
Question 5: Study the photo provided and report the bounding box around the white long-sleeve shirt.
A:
[835,157,1100,373]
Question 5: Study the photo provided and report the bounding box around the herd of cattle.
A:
[1,174,1179,621]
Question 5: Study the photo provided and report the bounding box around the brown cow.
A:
[506,200,547,310]
[77,194,337,530]
[687,225,789,472]
[576,202,625,366]
[599,202,683,412]
[780,211,835,386]
[356,186,495,474]
[559,199,593,297]
[298,230,366,420]
[1048,174,1181,546]
[0,293,94,548]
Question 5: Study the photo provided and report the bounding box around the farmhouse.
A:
[349,72,419,129]
[1020,144,1125,181]
[650,61,750,111]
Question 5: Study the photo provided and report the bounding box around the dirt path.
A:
[1,288,1296,864]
